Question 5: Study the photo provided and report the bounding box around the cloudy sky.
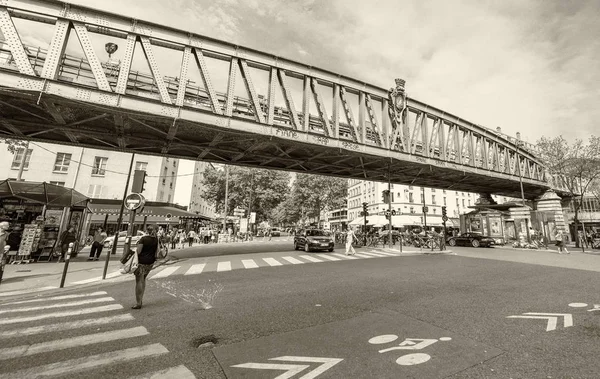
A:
[59,0,600,203]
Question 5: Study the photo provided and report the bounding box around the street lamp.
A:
[515,132,531,243]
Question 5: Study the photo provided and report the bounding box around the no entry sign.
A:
[124,193,145,211]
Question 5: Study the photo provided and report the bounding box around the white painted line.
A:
[150,266,180,279]
[0,343,169,379]
[281,256,304,265]
[0,304,123,325]
[242,259,259,269]
[70,276,101,285]
[217,261,232,272]
[0,297,115,314]
[361,252,388,257]
[128,365,196,379]
[332,253,359,260]
[354,253,375,258]
[184,263,206,276]
[263,258,283,266]
[1,291,108,306]
[315,254,340,261]
[371,251,397,256]
[299,255,322,263]
[0,326,149,360]
[0,314,135,339]
[0,286,57,298]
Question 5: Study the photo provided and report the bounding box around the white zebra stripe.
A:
[263,258,282,266]
[0,343,169,379]
[71,271,122,285]
[299,255,322,263]
[242,259,259,269]
[332,253,359,260]
[372,251,397,256]
[0,304,123,325]
[0,326,149,361]
[281,256,304,265]
[0,286,56,297]
[354,253,375,258]
[150,266,180,279]
[360,252,388,257]
[0,297,115,314]
[128,365,196,379]
[217,261,232,272]
[0,314,135,339]
[184,264,206,276]
[0,291,108,306]
[315,254,341,261]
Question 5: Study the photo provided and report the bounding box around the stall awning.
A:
[349,214,444,227]
[87,200,211,221]
[0,180,88,207]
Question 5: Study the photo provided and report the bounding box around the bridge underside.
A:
[0,88,549,199]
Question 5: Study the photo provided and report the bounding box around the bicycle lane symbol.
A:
[368,334,452,366]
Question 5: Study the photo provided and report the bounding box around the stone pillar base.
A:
[534,190,567,241]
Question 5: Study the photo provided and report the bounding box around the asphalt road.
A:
[1,246,599,379]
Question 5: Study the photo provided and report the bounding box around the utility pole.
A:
[421,187,428,229]
[515,133,531,243]
[222,165,229,234]
[16,141,29,181]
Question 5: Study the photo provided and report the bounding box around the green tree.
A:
[536,135,600,246]
[1,138,27,154]
[289,173,348,225]
[199,165,291,224]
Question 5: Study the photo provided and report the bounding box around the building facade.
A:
[188,161,218,220]
[0,142,178,202]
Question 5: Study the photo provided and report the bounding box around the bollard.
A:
[0,245,10,285]
[59,242,74,288]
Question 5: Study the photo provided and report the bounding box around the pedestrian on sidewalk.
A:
[556,231,569,254]
[176,229,185,249]
[187,229,195,247]
[169,229,177,250]
[88,227,107,261]
[346,228,357,255]
[130,225,158,309]
[58,226,77,262]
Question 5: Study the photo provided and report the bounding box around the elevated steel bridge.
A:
[0,0,566,199]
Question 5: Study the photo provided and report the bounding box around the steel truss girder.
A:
[0,0,551,190]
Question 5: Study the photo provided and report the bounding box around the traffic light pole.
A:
[103,153,135,280]
[422,187,428,230]
[388,175,393,250]
[362,202,368,247]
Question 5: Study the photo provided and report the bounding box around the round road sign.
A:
[124,193,145,211]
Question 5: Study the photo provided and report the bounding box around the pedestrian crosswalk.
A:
[140,247,406,281]
[0,291,196,378]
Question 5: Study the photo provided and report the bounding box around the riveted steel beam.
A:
[0,8,35,75]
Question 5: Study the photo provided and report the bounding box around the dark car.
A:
[447,232,495,248]
[294,229,334,252]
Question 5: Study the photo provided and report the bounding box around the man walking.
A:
[89,227,107,261]
[128,225,158,310]
[346,228,357,255]
[187,229,196,247]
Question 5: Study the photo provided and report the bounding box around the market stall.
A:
[0,180,89,262]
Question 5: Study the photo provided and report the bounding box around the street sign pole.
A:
[103,153,135,280]
[388,171,393,250]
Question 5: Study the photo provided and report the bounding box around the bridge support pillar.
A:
[533,190,567,243]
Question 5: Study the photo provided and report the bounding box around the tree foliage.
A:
[288,173,348,224]
[1,138,27,154]
[198,165,291,224]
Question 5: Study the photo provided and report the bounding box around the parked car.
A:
[270,228,281,237]
[294,229,334,252]
[447,232,495,248]
[103,230,145,250]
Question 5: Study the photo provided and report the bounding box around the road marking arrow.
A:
[507,312,573,331]
[232,356,343,379]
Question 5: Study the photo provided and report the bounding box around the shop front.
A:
[84,199,210,239]
[0,180,89,262]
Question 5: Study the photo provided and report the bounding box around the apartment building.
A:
[0,141,178,202]
[188,161,218,219]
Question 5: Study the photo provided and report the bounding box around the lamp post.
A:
[515,132,531,243]
[421,187,428,229]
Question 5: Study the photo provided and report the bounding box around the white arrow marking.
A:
[270,357,343,379]
[232,356,343,379]
[507,312,573,331]
[232,362,309,379]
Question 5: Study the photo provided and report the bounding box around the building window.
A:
[50,181,65,186]
[53,153,72,172]
[135,161,148,171]
[443,197,447,205]
[11,148,32,170]
[409,193,414,203]
[87,184,104,198]
[456,198,460,206]
[92,157,108,176]
[168,194,171,202]
[173,161,176,167]
[462,199,465,207]
[410,207,414,214]
[432,195,436,205]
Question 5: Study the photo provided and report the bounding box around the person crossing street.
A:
[88,227,107,261]
[346,228,357,255]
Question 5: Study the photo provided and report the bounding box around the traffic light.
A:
[441,206,447,218]
[131,170,147,193]
[382,190,390,204]
[362,202,369,216]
